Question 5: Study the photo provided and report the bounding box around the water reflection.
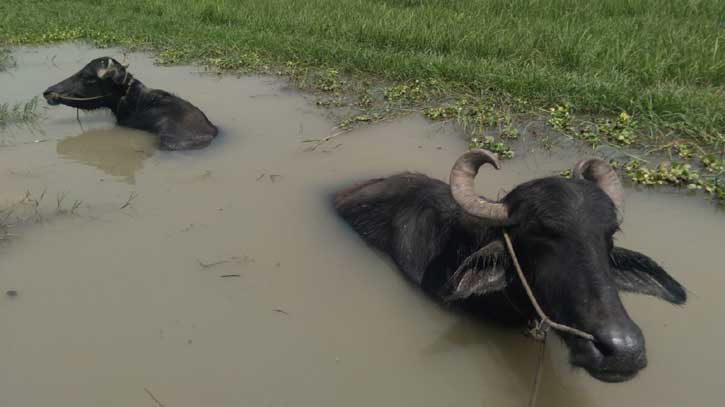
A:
[56,128,156,184]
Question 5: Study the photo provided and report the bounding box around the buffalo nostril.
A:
[593,326,645,360]
[43,90,61,105]
[594,335,624,357]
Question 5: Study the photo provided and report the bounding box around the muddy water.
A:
[1,44,723,407]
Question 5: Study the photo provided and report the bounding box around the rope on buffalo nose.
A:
[502,231,594,341]
[54,94,112,102]
[52,70,130,103]
[501,231,593,407]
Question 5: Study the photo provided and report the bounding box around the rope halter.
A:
[502,231,595,342]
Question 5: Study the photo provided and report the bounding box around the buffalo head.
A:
[442,149,686,382]
[43,57,130,110]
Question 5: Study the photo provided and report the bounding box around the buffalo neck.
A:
[110,74,148,119]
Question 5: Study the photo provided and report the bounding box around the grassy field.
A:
[1,0,723,199]
[2,1,723,131]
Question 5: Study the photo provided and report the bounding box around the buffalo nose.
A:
[593,323,646,365]
[43,88,61,105]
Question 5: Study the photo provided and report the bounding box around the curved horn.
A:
[572,158,625,219]
[450,149,509,225]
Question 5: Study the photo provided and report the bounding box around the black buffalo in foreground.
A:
[43,57,217,150]
[334,149,686,382]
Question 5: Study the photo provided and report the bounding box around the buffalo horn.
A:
[449,149,509,225]
[572,157,625,219]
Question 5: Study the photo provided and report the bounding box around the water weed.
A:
[384,80,429,104]
[0,48,14,71]
[700,155,724,173]
[619,158,724,203]
[0,97,43,128]
[547,104,572,131]
[469,136,514,159]
[599,112,638,146]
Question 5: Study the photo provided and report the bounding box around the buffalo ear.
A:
[98,59,127,85]
[440,240,511,302]
[610,247,687,305]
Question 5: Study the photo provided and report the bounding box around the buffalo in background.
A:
[44,57,217,150]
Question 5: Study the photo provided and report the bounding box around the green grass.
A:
[1,0,723,136]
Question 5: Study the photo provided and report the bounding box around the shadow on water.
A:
[56,128,157,184]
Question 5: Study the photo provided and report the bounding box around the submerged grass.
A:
[0,190,85,243]
[0,48,13,71]
[0,97,42,128]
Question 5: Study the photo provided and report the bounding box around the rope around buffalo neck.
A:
[62,93,113,131]
[501,231,593,407]
[502,231,594,341]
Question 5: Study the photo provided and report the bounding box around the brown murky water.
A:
[1,44,723,407]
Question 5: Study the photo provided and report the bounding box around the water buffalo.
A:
[43,57,217,150]
[334,149,686,382]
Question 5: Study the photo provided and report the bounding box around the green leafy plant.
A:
[599,112,637,146]
[315,68,344,92]
[674,142,695,159]
[624,159,700,188]
[575,127,602,147]
[383,80,427,103]
[699,154,724,173]
[547,104,572,131]
[469,136,514,159]
[700,178,725,201]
